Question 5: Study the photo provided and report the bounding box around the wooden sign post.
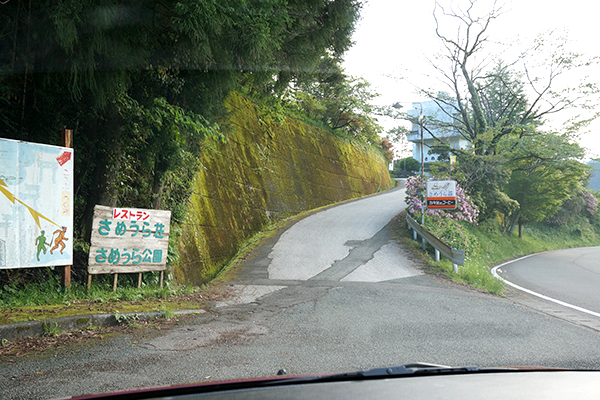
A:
[88,205,171,291]
[61,129,73,288]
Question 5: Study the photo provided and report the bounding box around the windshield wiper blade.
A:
[358,362,479,377]
[270,362,489,386]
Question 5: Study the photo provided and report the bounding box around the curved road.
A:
[493,247,600,316]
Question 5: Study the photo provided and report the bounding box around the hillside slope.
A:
[174,94,393,285]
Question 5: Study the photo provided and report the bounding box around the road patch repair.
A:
[267,186,420,282]
[215,285,286,308]
[341,241,423,282]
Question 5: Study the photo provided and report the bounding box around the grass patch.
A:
[397,211,600,295]
[42,321,61,337]
[0,271,196,309]
[0,271,209,324]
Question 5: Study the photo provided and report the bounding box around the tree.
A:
[0,0,363,242]
[385,125,412,156]
[429,1,597,156]
[545,187,598,227]
[287,56,383,145]
[504,133,589,237]
[414,0,598,228]
[393,157,420,177]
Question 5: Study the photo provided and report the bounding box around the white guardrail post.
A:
[406,214,464,273]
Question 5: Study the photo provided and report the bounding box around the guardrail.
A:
[406,214,464,273]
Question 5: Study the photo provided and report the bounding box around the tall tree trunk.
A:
[461,65,487,131]
[518,222,523,239]
[506,209,521,236]
[151,171,165,210]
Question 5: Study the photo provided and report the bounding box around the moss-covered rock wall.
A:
[174,93,393,285]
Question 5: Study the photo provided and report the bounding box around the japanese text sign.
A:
[88,205,171,274]
[426,180,457,209]
[0,138,73,269]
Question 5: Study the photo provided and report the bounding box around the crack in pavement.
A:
[308,220,395,281]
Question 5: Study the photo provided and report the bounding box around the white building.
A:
[406,100,469,167]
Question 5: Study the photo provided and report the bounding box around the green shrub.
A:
[425,218,480,259]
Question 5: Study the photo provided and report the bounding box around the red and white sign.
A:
[426,180,457,209]
[112,208,151,221]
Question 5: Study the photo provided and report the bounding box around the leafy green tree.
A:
[503,132,589,237]
[506,166,587,237]
[115,96,221,210]
[0,0,362,244]
[413,0,598,227]
[394,157,420,176]
[288,57,383,145]
[545,187,598,228]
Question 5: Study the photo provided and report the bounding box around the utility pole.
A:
[393,101,426,226]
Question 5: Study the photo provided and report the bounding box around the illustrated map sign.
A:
[0,138,73,269]
[426,180,457,209]
[88,205,171,274]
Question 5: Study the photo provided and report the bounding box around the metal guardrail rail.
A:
[406,214,464,272]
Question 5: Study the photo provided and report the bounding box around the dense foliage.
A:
[396,1,599,238]
[0,0,371,286]
[285,56,383,145]
[392,157,420,177]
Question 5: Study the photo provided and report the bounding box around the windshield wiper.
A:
[357,362,480,377]
[275,362,484,384]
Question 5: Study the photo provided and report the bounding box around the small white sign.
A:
[426,180,457,209]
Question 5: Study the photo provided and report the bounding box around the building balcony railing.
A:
[407,129,462,143]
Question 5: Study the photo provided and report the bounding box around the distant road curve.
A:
[492,247,600,318]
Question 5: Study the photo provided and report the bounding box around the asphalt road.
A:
[494,247,600,315]
[268,184,420,282]
[4,188,600,399]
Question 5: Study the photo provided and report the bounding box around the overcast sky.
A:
[343,0,600,159]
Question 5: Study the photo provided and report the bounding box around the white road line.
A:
[491,255,600,319]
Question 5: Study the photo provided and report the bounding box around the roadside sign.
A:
[426,180,457,209]
[0,138,73,269]
[88,205,171,274]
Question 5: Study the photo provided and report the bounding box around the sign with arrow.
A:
[0,138,73,269]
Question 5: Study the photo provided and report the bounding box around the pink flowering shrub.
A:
[405,175,480,258]
[545,189,598,226]
[405,175,479,224]
[582,190,598,215]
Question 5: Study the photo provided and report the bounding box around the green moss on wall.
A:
[174,93,393,285]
